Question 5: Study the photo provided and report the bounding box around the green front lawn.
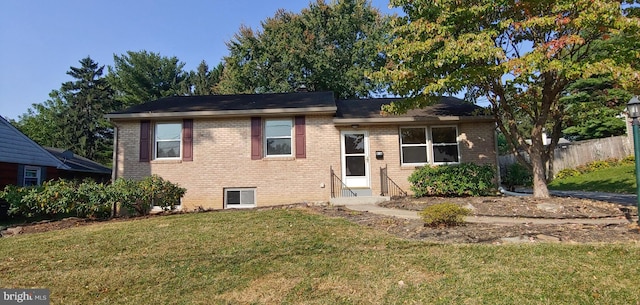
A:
[549,164,636,194]
[1,209,639,304]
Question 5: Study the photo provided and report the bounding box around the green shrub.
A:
[502,162,532,191]
[140,175,186,211]
[0,176,187,218]
[109,178,146,215]
[1,185,34,217]
[555,168,581,179]
[111,176,186,216]
[23,179,80,216]
[585,160,612,171]
[75,180,112,218]
[408,163,496,197]
[621,155,635,165]
[419,203,471,227]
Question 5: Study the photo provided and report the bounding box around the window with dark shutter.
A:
[139,120,151,162]
[251,117,262,160]
[182,119,193,161]
[295,116,306,159]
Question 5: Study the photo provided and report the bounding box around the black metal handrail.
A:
[330,166,357,198]
[380,165,408,198]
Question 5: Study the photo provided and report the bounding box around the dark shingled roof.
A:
[336,96,486,119]
[44,148,111,174]
[110,91,336,115]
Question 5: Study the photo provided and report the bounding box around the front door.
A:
[341,131,369,188]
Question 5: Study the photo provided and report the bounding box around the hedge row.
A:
[0,175,186,219]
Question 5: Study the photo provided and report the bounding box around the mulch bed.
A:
[305,196,640,244]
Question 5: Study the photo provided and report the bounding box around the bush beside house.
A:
[408,163,496,197]
[0,175,186,219]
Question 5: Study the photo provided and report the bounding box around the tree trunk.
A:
[529,132,551,198]
[531,153,550,198]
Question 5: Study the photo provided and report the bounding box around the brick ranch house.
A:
[106,91,497,211]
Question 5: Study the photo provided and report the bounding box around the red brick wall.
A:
[0,162,18,188]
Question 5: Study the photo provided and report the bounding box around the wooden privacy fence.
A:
[499,135,634,179]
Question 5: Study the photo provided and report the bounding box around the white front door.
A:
[341,131,370,188]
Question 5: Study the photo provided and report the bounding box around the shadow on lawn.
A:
[550,176,635,194]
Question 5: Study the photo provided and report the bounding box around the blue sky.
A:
[0,0,400,120]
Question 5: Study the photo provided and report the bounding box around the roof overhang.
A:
[333,115,496,126]
[105,106,337,120]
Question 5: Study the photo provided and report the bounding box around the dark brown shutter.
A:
[182,119,193,161]
[251,117,262,160]
[139,120,151,162]
[295,116,306,159]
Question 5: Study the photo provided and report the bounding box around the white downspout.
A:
[111,124,119,217]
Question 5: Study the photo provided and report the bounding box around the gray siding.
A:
[0,116,68,168]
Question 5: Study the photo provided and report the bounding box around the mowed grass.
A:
[1,208,640,304]
[549,163,636,194]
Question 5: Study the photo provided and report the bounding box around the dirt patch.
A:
[305,196,640,244]
[0,215,156,236]
[2,196,639,244]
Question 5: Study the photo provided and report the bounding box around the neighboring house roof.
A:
[334,96,494,125]
[0,115,69,169]
[44,147,111,175]
[106,91,337,119]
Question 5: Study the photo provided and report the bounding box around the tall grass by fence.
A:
[499,135,634,179]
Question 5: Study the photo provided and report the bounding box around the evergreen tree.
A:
[108,50,190,106]
[190,61,223,95]
[14,57,117,165]
[60,57,117,163]
[561,76,631,141]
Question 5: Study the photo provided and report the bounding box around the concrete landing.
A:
[330,196,390,206]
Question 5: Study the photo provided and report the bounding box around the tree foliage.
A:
[108,50,190,106]
[14,57,117,165]
[216,0,390,99]
[561,76,631,141]
[60,57,118,163]
[12,92,67,147]
[190,60,223,95]
[377,0,640,197]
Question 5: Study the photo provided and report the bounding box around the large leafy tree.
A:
[216,0,390,99]
[108,50,190,106]
[12,91,67,148]
[376,0,640,197]
[14,57,117,164]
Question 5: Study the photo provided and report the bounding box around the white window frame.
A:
[224,188,257,209]
[23,166,41,186]
[155,122,182,160]
[399,125,461,166]
[399,127,429,166]
[264,118,293,157]
[431,125,460,164]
